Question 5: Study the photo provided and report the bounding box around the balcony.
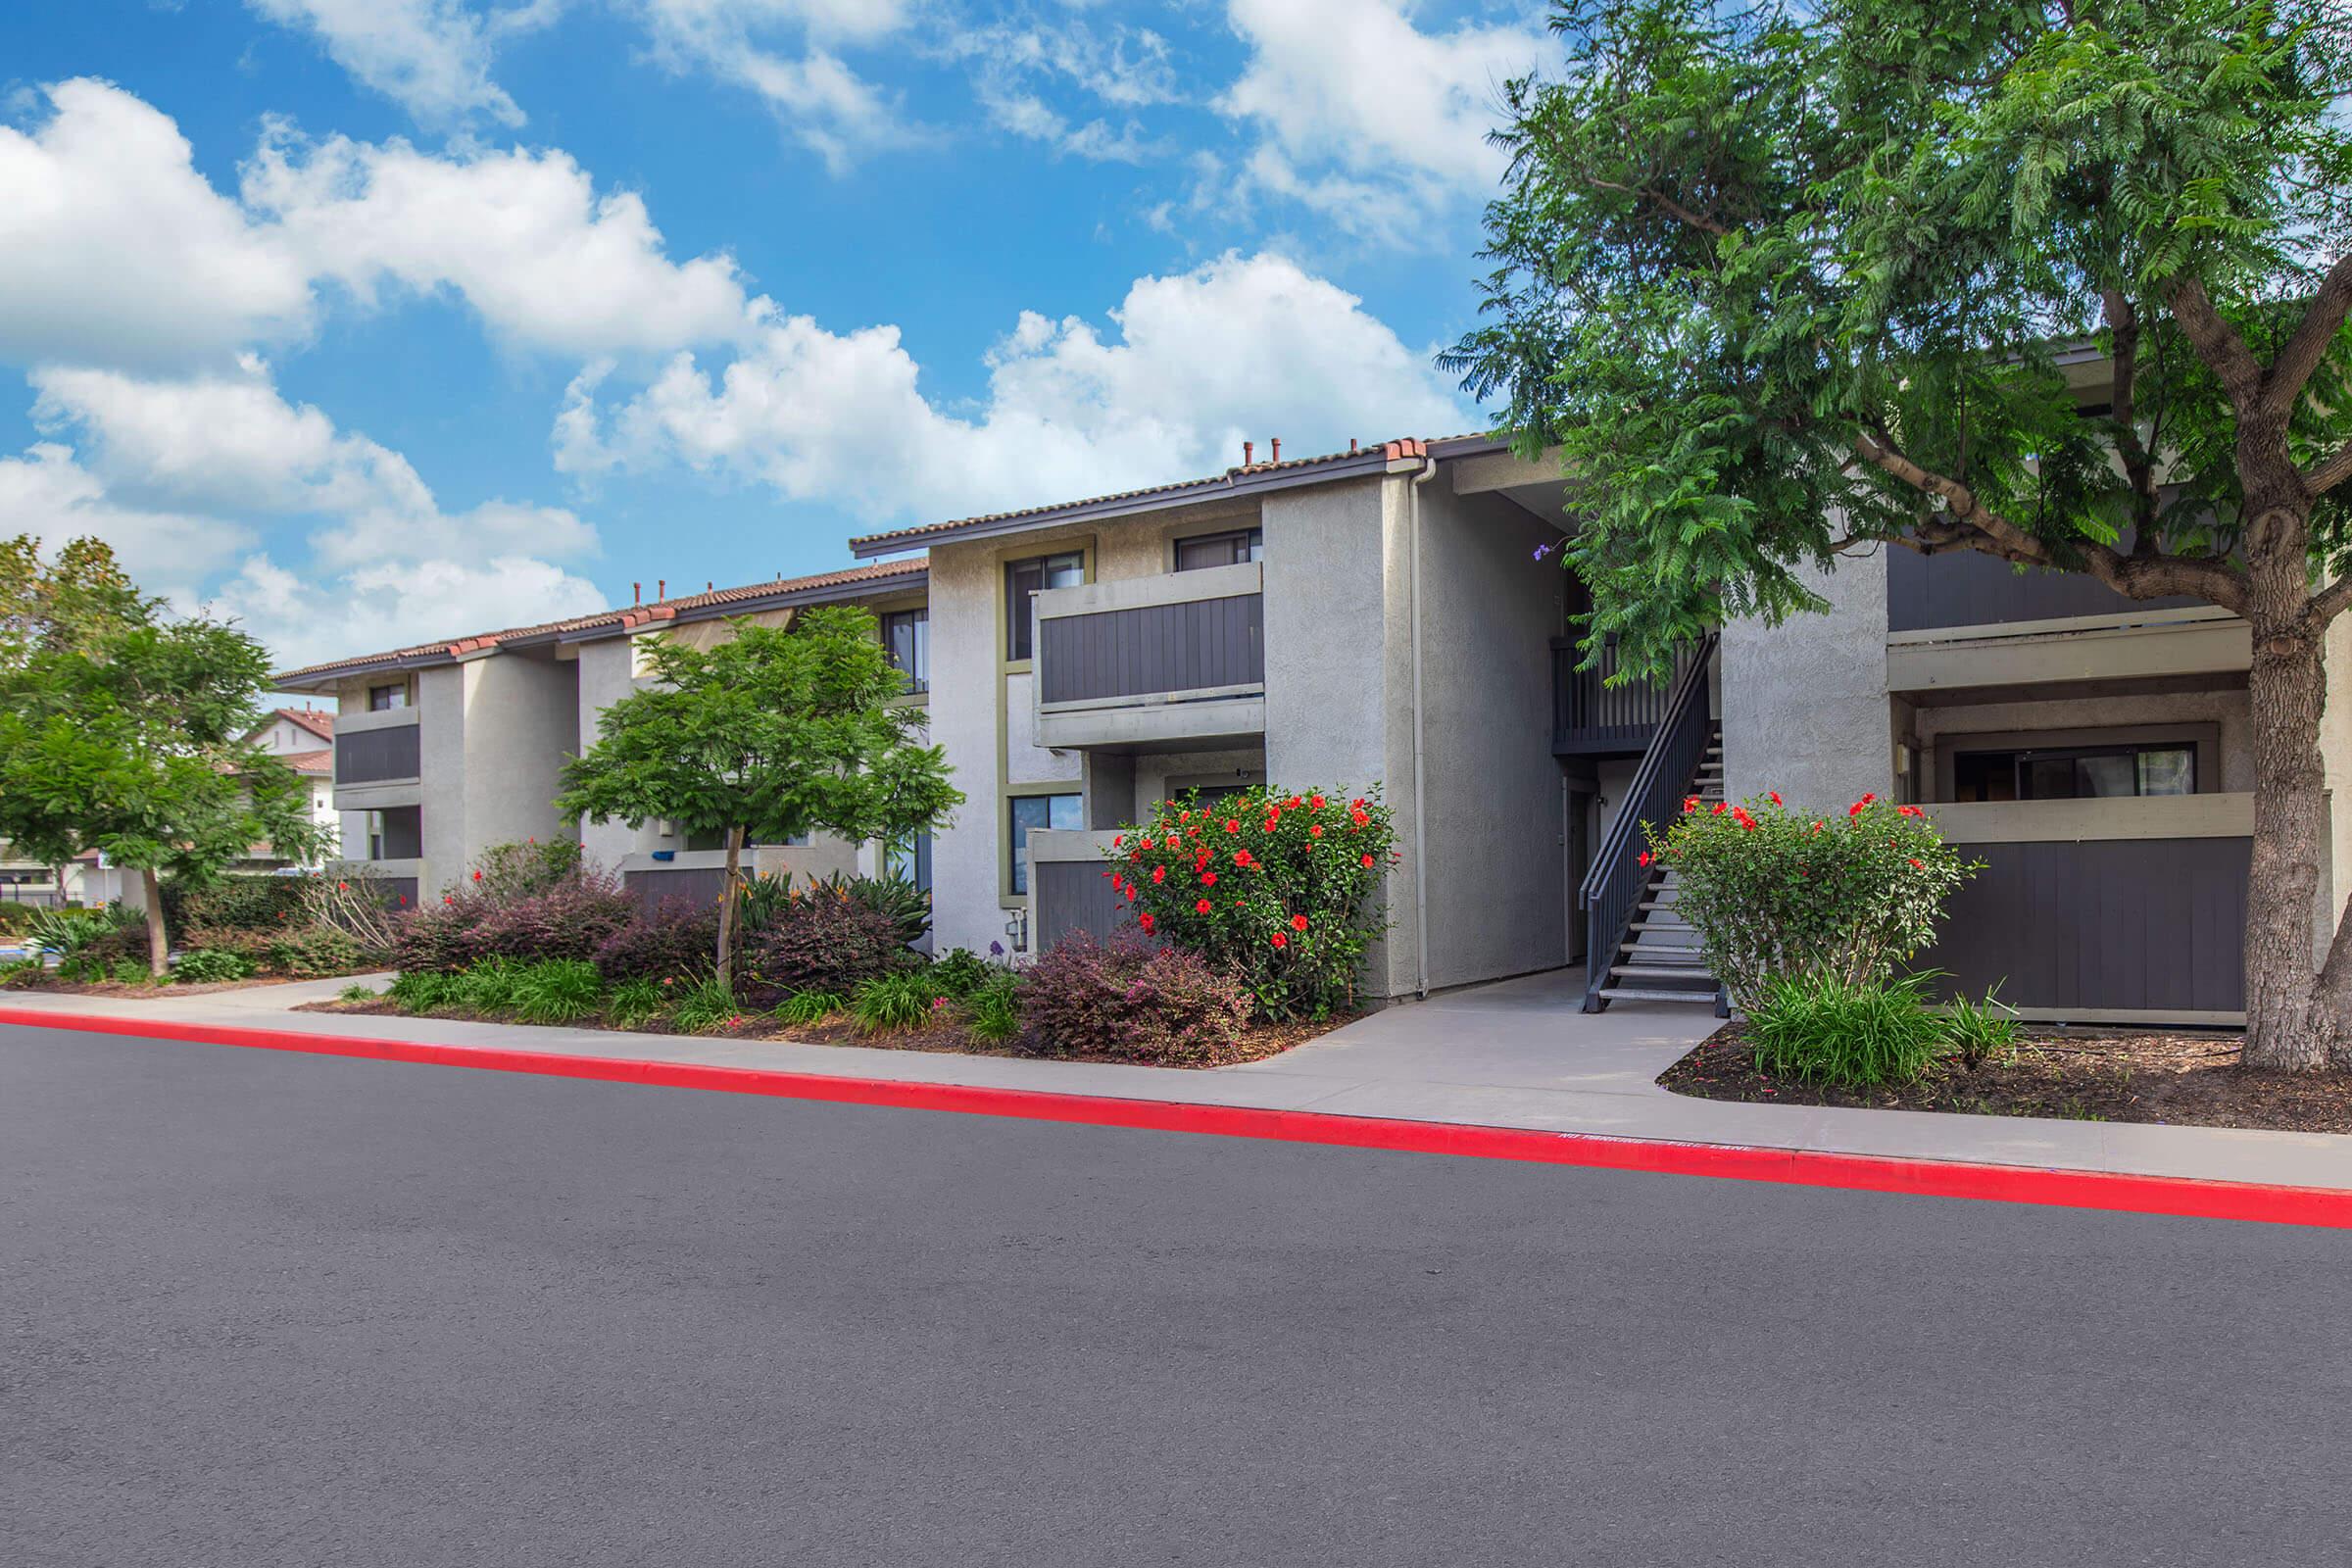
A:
[332,708,421,809]
[1552,639,1705,756]
[1032,563,1266,752]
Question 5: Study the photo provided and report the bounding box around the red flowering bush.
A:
[1104,783,1396,1019]
[1015,933,1253,1064]
[1647,793,1980,1006]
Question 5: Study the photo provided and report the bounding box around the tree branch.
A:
[2101,290,2159,541]
[2263,251,2352,418]
[1853,427,2250,612]
[2164,278,2266,416]
[2303,572,2352,632]
[1581,176,1732,236]
[2308,442,2352,497]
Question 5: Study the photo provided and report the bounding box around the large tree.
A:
[1446,0,2352,1068]
[557,606,961,993]
[0,536,330,974]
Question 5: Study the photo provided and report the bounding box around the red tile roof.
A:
[274,707,336,742]
[281,749,333,775]
[847,436,1488,556]
[273,558,927,686]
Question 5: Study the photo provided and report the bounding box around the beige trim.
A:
[1925,792,2253,843]
[1037,696,1268,753]
[1886,614,2249,693]
[1027,827,1122,864]
[1886,605,2236,647]
[1037,682,1265,715]
[1035,560,1261,617]
[333,781,421,810]
[1446,446,1565,496]
[335,705,419,736]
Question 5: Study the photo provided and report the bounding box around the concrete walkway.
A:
[7,966,2351,1193]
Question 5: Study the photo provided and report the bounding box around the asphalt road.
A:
[6,1025,2352,1568]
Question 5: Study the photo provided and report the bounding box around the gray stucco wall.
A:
[573,636,638,872]
[1721,544,1893,813]
[416,663,467,898]
[1412,482,1571,988]
[925,541,1014,957]
[461,652,580,862]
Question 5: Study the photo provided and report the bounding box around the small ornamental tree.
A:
[0,535,331,975]
[1106,784,1397,1020]
[557,607,961,993]
[1647,793,1980,1007]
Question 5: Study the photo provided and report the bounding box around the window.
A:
[1175,527,1263,571]
[1952,743,2197,803]
[885,830,933,894]
[1008,793,1081,895]
[365,811,384,861]
[881,608,929,693]
[368,682,408,711]
[1005,551,1084,661]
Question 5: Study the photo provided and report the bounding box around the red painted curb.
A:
[7,1005,2350,1230]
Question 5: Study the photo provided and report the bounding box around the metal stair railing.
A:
[1578,631,1718,1013]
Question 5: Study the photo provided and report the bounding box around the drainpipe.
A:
[1409,456,1439,999]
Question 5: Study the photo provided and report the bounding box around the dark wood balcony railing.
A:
[1551,638,1703,755]
[335,723,421,785]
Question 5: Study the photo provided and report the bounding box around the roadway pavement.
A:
[8,1021,2352,1566]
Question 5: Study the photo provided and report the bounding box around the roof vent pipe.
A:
[1348,437,1358,455]
[1243,441,1253,466]
[1270,437,1281,463]
[658,578,665,600]
[633,582,641,605]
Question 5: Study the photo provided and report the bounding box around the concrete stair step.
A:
[1598,986,1722,1004]
[1610,963,1719,982]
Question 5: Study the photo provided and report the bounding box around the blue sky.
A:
[0,1,1550,665]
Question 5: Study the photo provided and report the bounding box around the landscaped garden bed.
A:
[1660,1022,2352,1136]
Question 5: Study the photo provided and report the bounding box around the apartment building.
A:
[272,561,930,907]
[236,706,349,867]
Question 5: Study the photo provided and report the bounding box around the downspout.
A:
[1409,457,1439,1000]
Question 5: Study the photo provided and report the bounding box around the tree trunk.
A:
[714,825,743,997]
[140,866,169,979]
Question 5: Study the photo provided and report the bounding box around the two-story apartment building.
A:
[272,561,930,907]
[236,707,349,867]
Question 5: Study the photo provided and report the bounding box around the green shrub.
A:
[337,982,380,1003]
[928,947,993,998]
[1110,784,1396,1020]
[803,871,931,949]
[0,956,47,988]
[0,902,38,933]
[850,970,942,1034]
[265,924,368,978]
[163,875,306,934]
[960,971,1022,1045]
[774,990,844,1027]
[174,948,257,984]
[466,839,588,903]
[668,976,742,1034]
[1016,934,1253,1065]
[451,957,523,1014]
[1747,971,1947,1089]
[1650,794,1981,1008]
[111,958,156,986]
[734,871,797,936]
[510,958,605,1024]
[25,906,115,957]
[387,969,457,1013]
[605,977,666,1029]
[1940,986,2021,1069]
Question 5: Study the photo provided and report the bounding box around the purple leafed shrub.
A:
[738,890,907,1006]
[592,896,723,982]
[1015,934,1252,1066]
[391,861,634,973]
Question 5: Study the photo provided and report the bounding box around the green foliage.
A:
[1942,987,2024,1070]
[739,889,908,1005]
[1110,785,1395,1020]
[174,948,256,984]
[0,956,46,988]
[667,976,742,1034]
[510,958,606,1024]
[0,536,333,977]
[1748,972,1949,1089]
[451,957,523,1014]
[805,871,932,949]
[605,977,666,1029]
[849,969,943,1034]
[162,875,306,934]
[0,902,38,933]
[734,870,797,936]
[959,971,1022,1045]
[1650,794,1980,1007]
[465,839,587,904]
[773,990,844,1026]
[387,969,457,1013]
[556,608,963,988]
[24,906,109,957]
[927,947,994,999]
[1446,0,2352,680]
[337,982,380,1003]
[111,958,155,986]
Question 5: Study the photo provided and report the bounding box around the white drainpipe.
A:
[1409,456,1440,1000]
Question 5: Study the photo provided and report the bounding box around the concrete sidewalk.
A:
[6,966,2350,1193]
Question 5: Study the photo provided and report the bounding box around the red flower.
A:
[1139,836,1154,851]
[1768,791,1782,806]
[1188,827,1201,839]
[1225,819,1240,833]
[1349,808,1370,827]
[1262,816,1279,833]
[1684,797,1701,813]
[1360,854,1375,867]
[1151,865,1165,885]
[1112,834,1124,848]
[1712,802,1727,815]
[1907,858,1924,869]
[336,881,347,892]
[1285,796,1302,810]
[1290,912,1309,932]
[1350,797,1366,809]
[472,869,483,881]
[1201,871,1217,886]
[443,895,455,906]
[1270,932,1288,949]
[1234,850,1255,867]
[1638,851,1651,867]
[1309,824,1324,838]
[1138,913,1155,933]
[1897,805,1923,817]
[1196,899,1213,914]
[398,896,408,906]
[1310,794,1326,808]
[1848,801,1865,816]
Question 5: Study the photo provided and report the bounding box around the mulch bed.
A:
[298,996,1343,1069]
[1663,1022,2352,1136]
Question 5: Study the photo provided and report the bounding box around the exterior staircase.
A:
[1597,726,1725,1006]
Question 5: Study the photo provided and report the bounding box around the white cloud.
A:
[216,553,608,671]
[0,444,255,593]
[1217,0,1543,240]
[557,250,1471,519]
[0,80,313,370]
[626,0,915,171]
[247,0,531,129]
[948,18,1177,163]
[243,126,760,358]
